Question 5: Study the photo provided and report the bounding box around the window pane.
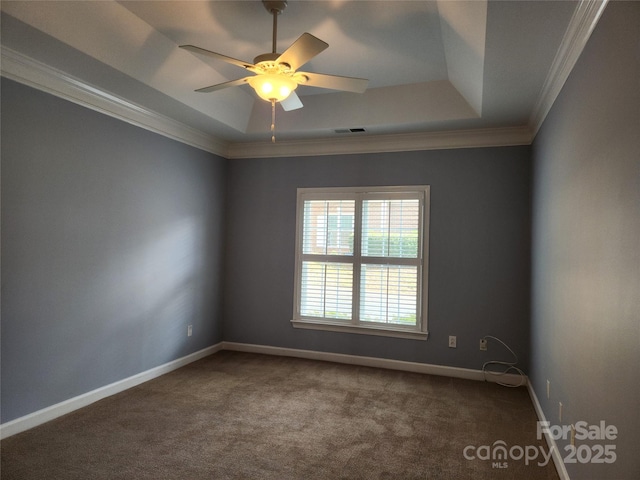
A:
[360,264,417,325]
[361,199,419,258]
[303,200,355,255]
[301,262,353,319]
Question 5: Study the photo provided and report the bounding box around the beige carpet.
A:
[1,351,559,479]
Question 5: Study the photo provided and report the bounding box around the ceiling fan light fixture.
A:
[248,74,297,102]
[181,0,367,142]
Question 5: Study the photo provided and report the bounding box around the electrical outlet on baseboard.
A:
[448,336,457,348]
[187,324,193,337]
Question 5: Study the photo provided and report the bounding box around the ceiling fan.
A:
[180,0,368,141]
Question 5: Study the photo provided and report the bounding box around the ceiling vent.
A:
[335,128,366,134]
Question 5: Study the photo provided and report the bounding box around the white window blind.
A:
[303,200,354,255]
[293,186,430,339]
[300,262,353,319]
[360,264,418,325]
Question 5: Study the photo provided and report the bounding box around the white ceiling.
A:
[1,0,589,155]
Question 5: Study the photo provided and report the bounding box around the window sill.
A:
[291,319,429,340]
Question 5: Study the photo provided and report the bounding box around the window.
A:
[292,186,430,339]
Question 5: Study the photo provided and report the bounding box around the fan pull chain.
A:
[271,99,276,143]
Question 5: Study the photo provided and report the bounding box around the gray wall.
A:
[530,2,640,479]
[2,73,534,426]
[1,78,227,423]
[223,147,533,372]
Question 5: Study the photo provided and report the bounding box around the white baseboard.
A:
[0,343,223,440]
[527,379,570,480]
[221,341,526,384]
[1,341,526,440]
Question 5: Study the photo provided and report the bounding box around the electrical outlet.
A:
[547,380,550,399]
[187,324,193,337]
[448,335,457,348]
[479,338,487,351]
[559,402,563,422]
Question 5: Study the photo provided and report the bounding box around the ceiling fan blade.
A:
[195,77,252,93]
[276,33,328,71]
[180,45,256,70]
[280,91,303,111]
[298,72,369,93]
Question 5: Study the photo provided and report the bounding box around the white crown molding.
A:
[13,28,611,160]
[1,46,533,160]
[529,0,609,137]
[227,126,533,159]
[1,1,608,159]
[0,343,224,440]
[2,45,536,160]
[0,46,230,158]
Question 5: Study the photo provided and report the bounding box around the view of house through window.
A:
[293,186,430,339]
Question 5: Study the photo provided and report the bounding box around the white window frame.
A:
[292,186,430,340]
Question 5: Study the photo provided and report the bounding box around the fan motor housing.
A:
[263,1,288,15]
[253,53,281,65]
[253,54,294,75]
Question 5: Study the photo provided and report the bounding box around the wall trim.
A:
[1,0,607,159]
[222,342,526,384]
[1,46,534,159]
[527,380,571,480]
[1,341,526,439]
[227,126,533,159]
[529,0,608,137]
[0,46,229,158]
[0,343,224,440]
